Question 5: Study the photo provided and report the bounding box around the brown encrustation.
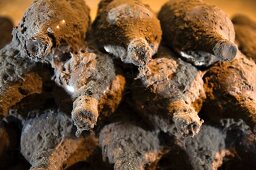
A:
[158,0,237,67]
[203,52,256,131]
[52,48,126,135]
[99,122,162,170]
[0,0,126,133]
[20,110,98,170]
[0,45,43,117]
[133,47,205,137]
[93,0,162,66]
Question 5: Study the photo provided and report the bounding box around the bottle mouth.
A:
[127,38,153,66]
[71,96,99,136]
[26,35,52,59]
[72,110,96,136]
[213,40,238,61]
[173,110,203,137]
